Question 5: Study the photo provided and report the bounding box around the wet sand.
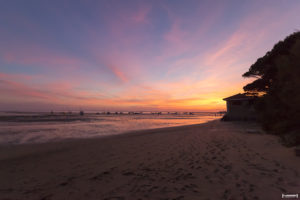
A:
[0,120,299,200]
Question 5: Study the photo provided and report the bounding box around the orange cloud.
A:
[0,72,242,111]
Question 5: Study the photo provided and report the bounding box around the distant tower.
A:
[80,110,84,116]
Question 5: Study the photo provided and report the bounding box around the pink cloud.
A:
[0,77,103,106]
[204,32,246,66]
[89,45,145,84]
[131,5,151,24]
[203,4,300,71]
[107,64,128,83]
[105,3,152,41]
[0,79,57,101]
[199,8,297,82]
[164,19,186,45]
[0,72,37,81]
[2,50,82,70]
[158,2,224,61]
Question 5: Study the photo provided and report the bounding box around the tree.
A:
[243,32,300,145]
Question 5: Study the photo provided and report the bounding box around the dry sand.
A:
[0,120,299,200]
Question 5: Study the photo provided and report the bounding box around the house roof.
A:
[223,93,256,101]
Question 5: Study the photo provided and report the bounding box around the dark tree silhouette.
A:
[243,31,300,146]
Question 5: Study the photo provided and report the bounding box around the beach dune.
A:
[0,120,299,200]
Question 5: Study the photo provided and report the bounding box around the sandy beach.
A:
[0,120,299,200]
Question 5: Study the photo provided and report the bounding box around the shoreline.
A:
[0,114,220,146]
[1,120,299,199]
[0,120,220,159]
[0,119,220,147]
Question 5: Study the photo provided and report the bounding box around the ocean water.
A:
[0,112,221,145]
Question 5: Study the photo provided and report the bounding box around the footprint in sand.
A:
[122,171,135,176]
[222,189,231,199]
[90,170,112,181]
[104,197,125,200]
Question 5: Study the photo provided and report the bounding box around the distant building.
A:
[223,93,257,120]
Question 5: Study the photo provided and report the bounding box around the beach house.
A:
[223,93,257,120]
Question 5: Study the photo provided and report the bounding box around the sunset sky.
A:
[1,0,300,112]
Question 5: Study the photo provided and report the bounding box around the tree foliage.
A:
[243,32,300,145]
